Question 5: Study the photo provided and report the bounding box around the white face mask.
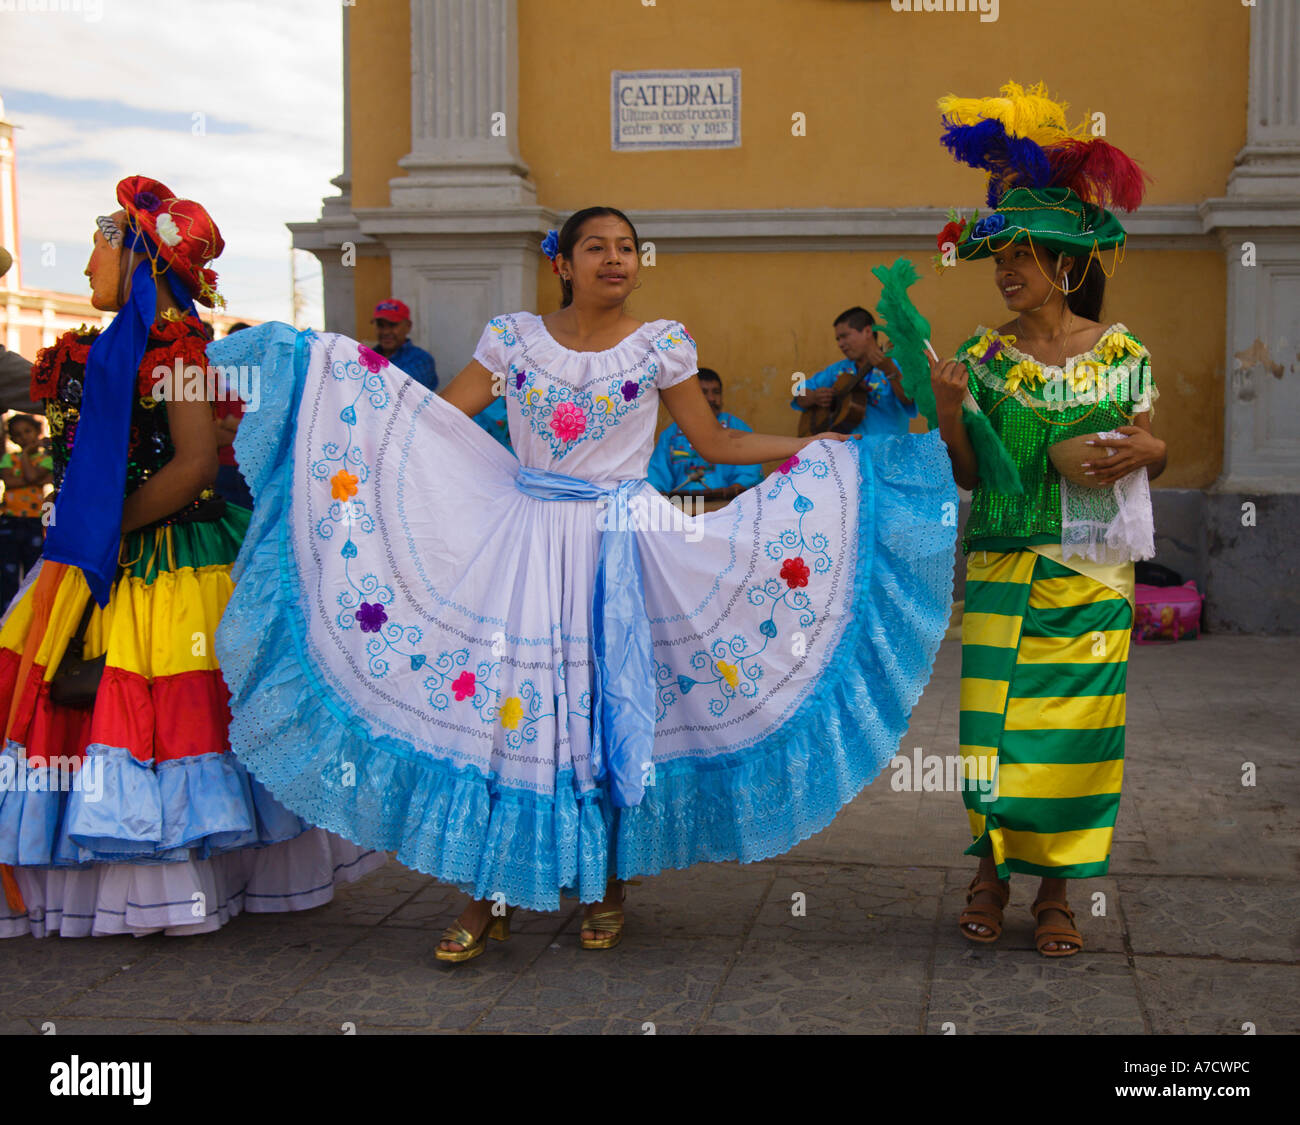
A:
[96,214,124,249]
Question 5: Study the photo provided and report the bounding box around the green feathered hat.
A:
[954,186,1127,261]
[932,81,1149,274]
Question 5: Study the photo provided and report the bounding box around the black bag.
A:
[50,597,105,709]
[1135,561,1184,587]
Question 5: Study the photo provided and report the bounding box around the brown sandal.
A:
[1032,899,1083,957]
[958,877,1010,943]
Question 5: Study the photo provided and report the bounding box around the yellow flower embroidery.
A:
[966,329,1016,361]
[1002,359,1045,395]
[1067,358,1101,395]
[499,696,523,730]
[717,661,739,690]
[1097,331,1143,366]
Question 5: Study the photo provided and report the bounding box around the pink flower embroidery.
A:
[357,345,389,373]
[778,455,800,474]
[780,557,810,589]
[550,402,588,443]
[452,671,476,701]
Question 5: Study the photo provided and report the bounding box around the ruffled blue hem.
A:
[214,325,957,911]
[0,741,310,867]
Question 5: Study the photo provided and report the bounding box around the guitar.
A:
[797,365,876,437]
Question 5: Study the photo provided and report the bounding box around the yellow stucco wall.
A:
[349,0,1247,488]
[516,0,1247,211]
[348,0,409,331]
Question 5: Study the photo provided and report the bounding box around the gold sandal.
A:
[435,905,515,964]
[580,880,639,951]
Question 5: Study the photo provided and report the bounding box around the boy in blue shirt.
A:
[648,368,763,498]
[792,306,916,435]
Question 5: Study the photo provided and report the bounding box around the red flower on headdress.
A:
[937,220,964,249]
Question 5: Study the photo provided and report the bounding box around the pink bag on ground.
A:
[1133,581,1203,644]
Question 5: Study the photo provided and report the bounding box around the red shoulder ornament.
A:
[30,326,100,401]
[138,313,210,398]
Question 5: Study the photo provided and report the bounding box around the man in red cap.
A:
[371,298,438,391]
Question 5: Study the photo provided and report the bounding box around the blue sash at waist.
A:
[513,466,654,808]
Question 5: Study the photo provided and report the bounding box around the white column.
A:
[1203,0,1300,492]
[0,99,20,293]
[289,6,361,337]
[362,0,542,378]
[1227,0,1300,197]
[1199,0,1300,631]
[391,0,534,209]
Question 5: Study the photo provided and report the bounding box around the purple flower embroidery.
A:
[620,380,640,402]
[357,602,387,633]
[515,370,527,390]
[357,345,389,373]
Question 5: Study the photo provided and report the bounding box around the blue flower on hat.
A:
[971,213,1008,239]
[541,229,560,261]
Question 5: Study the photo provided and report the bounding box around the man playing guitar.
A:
[792,306,915,437]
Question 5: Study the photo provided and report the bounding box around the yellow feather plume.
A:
[938,81,1086,147]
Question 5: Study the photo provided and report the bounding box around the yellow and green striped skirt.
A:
[959,547,1134,879]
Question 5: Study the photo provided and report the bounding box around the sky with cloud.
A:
[0,0,345,327]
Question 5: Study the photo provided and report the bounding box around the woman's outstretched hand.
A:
[804,432,860,445]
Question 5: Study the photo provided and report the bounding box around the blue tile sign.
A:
[611,69,741,151]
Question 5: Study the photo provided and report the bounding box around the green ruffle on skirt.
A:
[118,503,251,585]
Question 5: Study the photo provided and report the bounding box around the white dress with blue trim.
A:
[211,312,957,911]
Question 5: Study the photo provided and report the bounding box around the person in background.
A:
[792,307,916,436]
[212,320,253,508]
[472,394,513,453]
[0,414,53,609]
[647,367,762,498]
[372,298,438,391]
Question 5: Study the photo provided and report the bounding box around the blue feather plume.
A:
[940,119,1053,207]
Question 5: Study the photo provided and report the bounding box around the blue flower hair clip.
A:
[541,229,559,262]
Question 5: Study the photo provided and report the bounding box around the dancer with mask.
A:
[0,176,383,938]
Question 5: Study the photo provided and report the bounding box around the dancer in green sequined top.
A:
[928,82,1167,956]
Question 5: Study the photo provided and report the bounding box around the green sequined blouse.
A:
[959,323,1158,553]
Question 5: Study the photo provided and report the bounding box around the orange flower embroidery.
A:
[331,470,359,500]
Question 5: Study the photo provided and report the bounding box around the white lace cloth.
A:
[1060,430,1156,564]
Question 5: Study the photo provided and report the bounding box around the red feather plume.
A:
[1046,138,1151,212]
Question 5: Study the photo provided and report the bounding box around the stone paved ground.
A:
[1,635,1296,1035]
